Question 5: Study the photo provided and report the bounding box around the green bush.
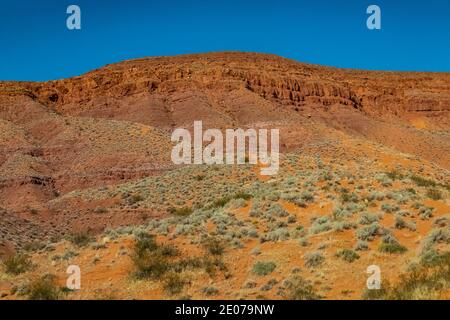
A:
[163,273,186,296]
[386,170,404,180]
[69,232,93,247]
[26,274,62,300]
[203,238,225,256]
[364,252,450,300]
[127,193,144,205]
[410,175,437,187]
[133,251,171,279]
[336,249,360,263]
[394,215,416,231]
[3,254,33,275]
[304,252,325,268]
[252,261,276,276]
[202,286,219,296]
[358,212,379,225]
[426,189,442,200]
[285,276,322,300]
[132,233,179,279]
[379,242,407,254]
[211,192,251,209]
[309,217,332,235]
[133,233,157,256]
[381,203,399,213]
[169,206,193,216]
[420,250,450,268]
[341,192,358,203]
[355,240,369,251]
[356,223,381,241]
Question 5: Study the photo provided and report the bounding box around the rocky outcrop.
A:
[2,52,448,128]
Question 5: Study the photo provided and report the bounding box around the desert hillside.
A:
[0,52,449,300]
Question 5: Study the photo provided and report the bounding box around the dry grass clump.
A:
[2,254,34,275]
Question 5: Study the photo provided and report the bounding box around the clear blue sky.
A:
[1,0,449,81]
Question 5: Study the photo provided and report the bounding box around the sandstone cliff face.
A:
[2,52,448,128]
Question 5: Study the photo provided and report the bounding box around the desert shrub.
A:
[2,254,34,275]
[332,221,356,232]
[162,273,186,296]
[300,191,314,202]
[134,232,158,256]
[202,286,219,296]
[261,279,278,291]
[249,200,262,217]
[158,244,179,257]
[394,215,406,229]
[247,228,259,238]
[299,237,309,247]
[386,170,404,180]
[397,210,411,217]
[332,207,352,219]
[358,212,380,225]
[267,203,289,218]
[394,215,416,231]
[127,193,144,205]
[375,174,393,187]
[433,215,449,228]
[367,191,385,202]
[320,171,333,181]
[132,233,179,279]
[264,228,290,242]
[364,252,450,300]
[211,192,251,209]
[211,197,231,208]
[341,192,358,203]
[23,241,46,252]
[425,228,450,245]
[26,274,62,300]
[252,261,276,276]
[202,257,228,277]
[361,283,390,300]
[227,198,247,209]
[309,217,332,235]
[355,240,369,251]
[174,224,193,236]
[91,243,106,250]
[356,223,382,241]
[251,247,261,256]
[381,203,399,213]
[420,250,450,268]
[69,232,93,247]
[419,206,434,220]
[203,238,225,256]
[304,252,324,268]
[379,235,407,254]
[244,281,257,289]
[280,192,306,207]
[390,190,413,204]
[285,276,321,300]
[168,206,193,216]
[59,250,79,261]
[410,175,437,187]
[234,191,252,200]
[336,249,360,263]
[133,251,171,279]
[426,189,442,200]
[287,215,297,224]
